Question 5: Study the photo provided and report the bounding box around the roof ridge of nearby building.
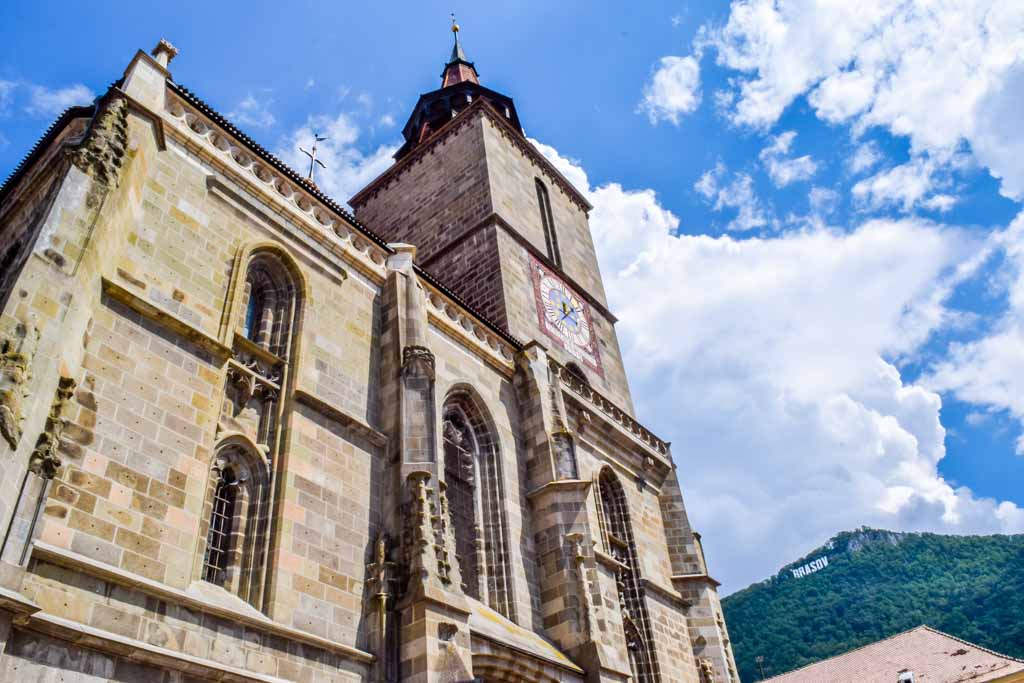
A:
[763,625,933,681]
[765,624,1024,681]
[167,81,393,254]
[918,625,1024,666]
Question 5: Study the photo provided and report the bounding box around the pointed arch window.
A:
[442,390,515,619]
[241,254,298,357]
[535,178,561,268]
[597,468,660,682]
[201,441,270,603]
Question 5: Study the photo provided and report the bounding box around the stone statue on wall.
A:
[0,319,40,450]
[28,375,76,479]
[551,430,578,480]
[699,658,715,683]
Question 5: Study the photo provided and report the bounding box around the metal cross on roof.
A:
[300,132,327,185]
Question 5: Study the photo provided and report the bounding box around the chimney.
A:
[151,39,178,69]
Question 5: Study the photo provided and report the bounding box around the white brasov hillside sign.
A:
[791,556,829,579]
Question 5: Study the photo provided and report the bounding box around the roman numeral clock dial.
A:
[529,255,603,375]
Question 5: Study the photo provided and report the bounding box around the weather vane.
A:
[300,132,327,185]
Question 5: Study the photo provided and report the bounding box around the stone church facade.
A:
[0,33,738,683]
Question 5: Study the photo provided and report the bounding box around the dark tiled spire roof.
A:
[449,30,469,64]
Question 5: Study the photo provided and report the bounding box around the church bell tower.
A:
[350,22,635,412]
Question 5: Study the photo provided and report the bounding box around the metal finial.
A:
[451,12,459,33]
[299,132,328,185]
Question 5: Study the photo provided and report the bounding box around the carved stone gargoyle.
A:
[0,320,40,450]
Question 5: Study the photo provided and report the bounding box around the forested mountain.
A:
[721,528,1024,681]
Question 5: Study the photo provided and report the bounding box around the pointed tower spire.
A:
[441,14,479,87]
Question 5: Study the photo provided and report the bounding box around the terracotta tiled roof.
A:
[763,626,1024,683]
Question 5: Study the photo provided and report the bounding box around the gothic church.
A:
[0,28,738,683]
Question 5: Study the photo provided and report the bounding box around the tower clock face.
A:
[529,255,603,375]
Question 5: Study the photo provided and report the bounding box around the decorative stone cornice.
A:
[670,573,722,589]
[525,478,591,501]
[549,358,669,457]
[421,282,516,373]
[293,389,388,448]
[640,578,691,610]
[163,86,391,279]
[101,276,232,359]
[30,541,375,663]
[594,548,628,573]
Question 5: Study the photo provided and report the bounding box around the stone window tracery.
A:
[199,246,302,611]
[596,467,660,682]
[442,390,515,620]
[535,178,561,268]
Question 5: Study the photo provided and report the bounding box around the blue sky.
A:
[2,1,1023,593]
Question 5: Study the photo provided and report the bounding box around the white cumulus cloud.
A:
[534,140,1024,592]
[928,214,1024,451]
[809,187,840,216]
[759,130,818,187]
[699,0,1024,200]
[228,93,276,129]
[849,141,883,175]
[25,83,94,117]
[852,156,962,213]
[0,80,15,116]
[694,161,773,231]
[639,55,702,125]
